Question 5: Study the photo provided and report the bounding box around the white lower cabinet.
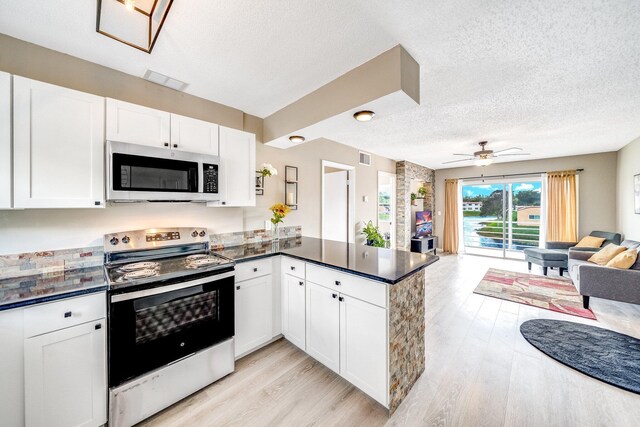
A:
[339,294,388,406]
[282,273,306,351]
[25,320,107,427]
[234,274,273,358]
[305,281,340,373]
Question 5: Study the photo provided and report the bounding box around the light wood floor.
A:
[141,254,640,427]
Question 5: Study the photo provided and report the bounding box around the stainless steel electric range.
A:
[104,227,235,427]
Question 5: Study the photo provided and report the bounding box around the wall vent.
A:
[143,70,189,92]
[359,151,372,166]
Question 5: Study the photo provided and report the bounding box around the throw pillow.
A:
[588,244,626,265]
[575,236,607,248]
[631,248,640,271]
[606,248,639,269]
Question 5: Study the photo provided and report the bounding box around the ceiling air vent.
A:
[359,151,372,166]
[143,70,189,92]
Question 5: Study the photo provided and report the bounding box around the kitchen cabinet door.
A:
[216,126,256,207]
[170,113,219,155]
[13,77,105,208]
[0,307,25,427]
[24,320,107,427]
[0,71,10,209]
[235,275,273,357]
[282,274,306,351]
[340,294,388,407]
[306,281,340,373]
[106,98,170,148]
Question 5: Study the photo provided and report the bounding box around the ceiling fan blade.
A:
[442,158,473,164]
[493,147,523,154]
[452,153,474,157]
[495,153,531,157]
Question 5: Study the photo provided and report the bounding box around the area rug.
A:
[520,319,640,394]
[474,268,596,319]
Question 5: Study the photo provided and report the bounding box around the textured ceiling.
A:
[1,0,639,169]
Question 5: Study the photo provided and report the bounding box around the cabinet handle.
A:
[335,281,341,286]
[332,293,337,299]
[173,144,178,148]
[236,285,241,290]
[253,267,258,272]
[221,201,226,205]
[299,281,304,286]
[339,296,344,302]
[64,311,72,318]
[164,142,169,147]
[290,266,295,270]
[95,323,102,330]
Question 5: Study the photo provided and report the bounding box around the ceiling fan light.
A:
[474,156,494,167]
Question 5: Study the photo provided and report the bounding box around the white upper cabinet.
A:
[13,77,105,208]
[106,98,170,148]
[216,126,256,207]
[0,72,10,209]
[170,114,219,155]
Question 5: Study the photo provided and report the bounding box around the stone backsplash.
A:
[0,225,302,279]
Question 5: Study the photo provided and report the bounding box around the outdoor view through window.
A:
[462,181,541,257]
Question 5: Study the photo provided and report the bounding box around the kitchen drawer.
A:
[24,292,106,338]
[236,258,273,282]
[306,264,387,308]
[281,256,305,279]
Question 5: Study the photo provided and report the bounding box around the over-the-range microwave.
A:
[106,141,220,202]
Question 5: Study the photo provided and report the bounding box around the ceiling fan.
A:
[442,141,530,166]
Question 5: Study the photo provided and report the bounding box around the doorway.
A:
[462,177,542,259]
[377,171,396,249]
[322,161,355,243]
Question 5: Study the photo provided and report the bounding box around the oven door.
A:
[108,270,234,387]
[107,141,219,202]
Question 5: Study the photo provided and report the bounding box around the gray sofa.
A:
[568,240,640,309]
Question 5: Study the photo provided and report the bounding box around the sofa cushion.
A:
[588,244,626,265]
[576,235,606,248]
[606,248,639,269]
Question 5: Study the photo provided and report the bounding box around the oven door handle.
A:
[111,271,235,303]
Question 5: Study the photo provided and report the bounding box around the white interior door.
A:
[323,171,349,242]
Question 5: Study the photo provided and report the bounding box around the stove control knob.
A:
[110,237,119,245]
[122,235,130,244]
[199,230,206,237]
[191,231,198,238]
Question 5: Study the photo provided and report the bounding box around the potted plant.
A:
[418,186,427,199]
[411,192,417,206]
[362,221,386,248]
[259,163,278,177]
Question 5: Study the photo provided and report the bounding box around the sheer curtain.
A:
[443,178,459,254]
[546,170,578,242]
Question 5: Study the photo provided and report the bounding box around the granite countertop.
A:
[214,236,439,284]
[0,266,107,311]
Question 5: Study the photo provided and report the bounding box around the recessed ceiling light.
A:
[289,135,305,144]
[353,110,375,122]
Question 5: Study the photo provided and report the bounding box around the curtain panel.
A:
[443,178,459,254]
[546,170,578,242]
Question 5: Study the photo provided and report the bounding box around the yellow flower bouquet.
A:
[269,203,291,225]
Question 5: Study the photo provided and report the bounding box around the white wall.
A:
[434,152,619,246]
[0,204,243,254]
[617,136,640,240]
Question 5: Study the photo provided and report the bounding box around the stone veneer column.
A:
[395,161,436,250]
[388,269,425,414]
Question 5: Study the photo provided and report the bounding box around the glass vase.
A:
[272,222,280,242]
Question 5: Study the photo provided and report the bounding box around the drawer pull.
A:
[299,281,304,286]
[335,281,341,286]
[253,267,258,272]
[95,323,102,330]
[64,311,72,318]
[290,266,295,271]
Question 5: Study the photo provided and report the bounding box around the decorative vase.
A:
[272,222,280,242]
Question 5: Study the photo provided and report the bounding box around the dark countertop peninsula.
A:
[214,236,439,284]
[0,266,107,311]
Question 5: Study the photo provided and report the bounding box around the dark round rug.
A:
[520,319,640,394]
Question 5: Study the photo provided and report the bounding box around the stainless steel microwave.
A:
[106,141,219,202]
